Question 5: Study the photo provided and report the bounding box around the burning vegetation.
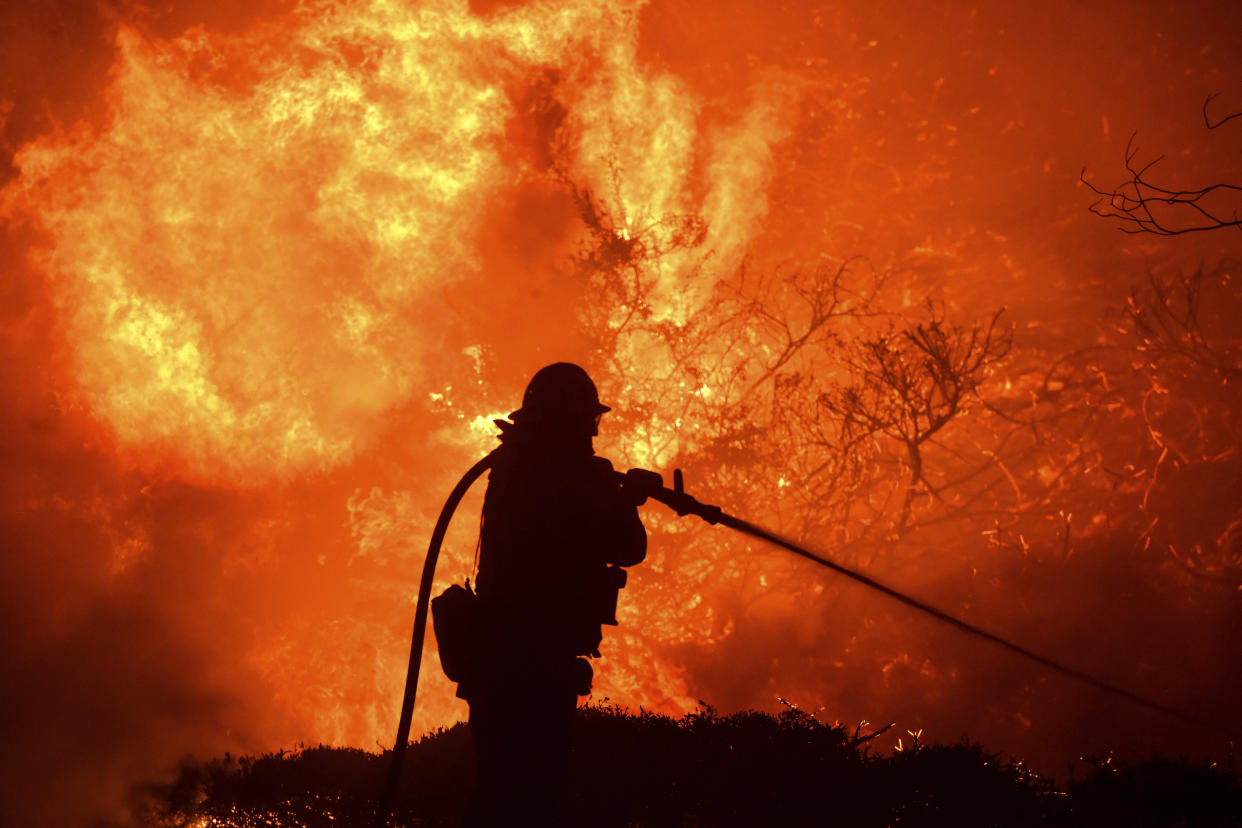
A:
[0,0,1239,825]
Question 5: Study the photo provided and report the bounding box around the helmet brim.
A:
[509,401,611,421]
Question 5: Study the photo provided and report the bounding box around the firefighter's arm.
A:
[590,458,648,567]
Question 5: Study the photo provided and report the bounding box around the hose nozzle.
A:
[623,467,722,524]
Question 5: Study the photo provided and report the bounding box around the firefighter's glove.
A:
[623,468,664,506]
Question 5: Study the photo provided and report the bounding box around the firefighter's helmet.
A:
[511,362,610,424]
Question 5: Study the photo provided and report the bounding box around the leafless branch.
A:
[1203,92,1242,131]
[1081,133,1242,235]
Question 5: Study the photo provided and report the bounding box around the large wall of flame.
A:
[2,0,1240,825]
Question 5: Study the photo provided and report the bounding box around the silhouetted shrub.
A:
[137,705,1240,827]
[1064,755,1242,828]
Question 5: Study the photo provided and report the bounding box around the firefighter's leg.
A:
[467,673,578,826]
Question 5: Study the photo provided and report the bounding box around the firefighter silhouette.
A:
[458,363,652,826]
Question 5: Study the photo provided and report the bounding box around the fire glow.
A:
[2,0,1240,824]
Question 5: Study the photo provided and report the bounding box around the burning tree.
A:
[1078,96,1242,586]
[1120,264,1242,584]
[562,115,1242,747]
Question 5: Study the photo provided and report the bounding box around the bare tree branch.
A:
[1203,92,1242,131]
[1082,96,1242,235]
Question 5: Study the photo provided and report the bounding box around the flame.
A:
[8,7,512,479]
[5,0,788,484]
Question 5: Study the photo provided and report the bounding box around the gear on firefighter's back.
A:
[434,560,630,699]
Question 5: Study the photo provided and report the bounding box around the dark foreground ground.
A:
[137,704,1241,827]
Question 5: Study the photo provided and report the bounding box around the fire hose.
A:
[374,455,1232,826]
[374,450,498,828]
